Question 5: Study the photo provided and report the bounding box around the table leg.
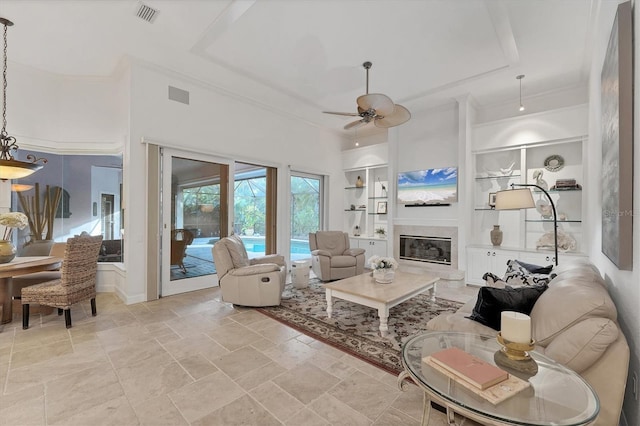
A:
[325,289,333,318]
[378,304,389,336]
[421,392,431,426]
[430,282,437,302]
[0,277,13,324]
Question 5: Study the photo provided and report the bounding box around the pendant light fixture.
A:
[516,74,525,112]
[0,17,46,181]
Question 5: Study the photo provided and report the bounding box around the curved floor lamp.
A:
[494,183,558,266]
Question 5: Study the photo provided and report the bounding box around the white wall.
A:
[392,103,460,226]
[125,62,345,303]
[586,2,639,425]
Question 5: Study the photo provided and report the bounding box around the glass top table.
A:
[399,331,599,426]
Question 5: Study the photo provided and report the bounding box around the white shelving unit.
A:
[344,165,388,259]
[468,137,587,284]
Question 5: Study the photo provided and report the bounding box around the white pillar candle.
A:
[501,311,531,344]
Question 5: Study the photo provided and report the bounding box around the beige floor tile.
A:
[272,363,340,404]
[133,394,188,426]
[10,339,74,369]
[212,345,272,379]
[191,394,282,426]
[0,394,45,426]
[4,351,110,395]
[373,406,420,426]
[308,394,371,426]
[0,284,478,425]
[263,338,318,369]
[13,326,70,352]
[45,364,125,424]
[96,323,156,351]
[49,395,138,426]
[107,338,172,369]
[116,354,194,407]
[251,321,301,345]
[328,370,399,420]
[206,321,264,351]
[161,333,229,361]
[234,361,287,391]
[231,309,270,326]
[168,371,244,423]
[177,353,218,380]
[284,408,329,426]
[250,381,305,422]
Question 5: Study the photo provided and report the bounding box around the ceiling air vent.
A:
[135,2,159,23]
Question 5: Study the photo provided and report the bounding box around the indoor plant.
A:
[375,227,387,238]
[368,255,398,283]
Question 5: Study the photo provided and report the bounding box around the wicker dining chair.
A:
[21,234,103,329]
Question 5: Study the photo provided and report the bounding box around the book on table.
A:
[426,347,509,390]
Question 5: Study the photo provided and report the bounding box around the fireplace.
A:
[399,235,452,266]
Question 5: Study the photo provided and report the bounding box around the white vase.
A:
[373,268,395,284]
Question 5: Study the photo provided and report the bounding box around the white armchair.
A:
[309,231,365,281]
[212,234,286,307]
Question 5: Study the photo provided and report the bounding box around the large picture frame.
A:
[601,1,633,270]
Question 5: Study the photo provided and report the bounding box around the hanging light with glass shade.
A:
[516,74,525,112]
[0,17,47,181]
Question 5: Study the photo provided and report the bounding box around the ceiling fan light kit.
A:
[323,61,411,130]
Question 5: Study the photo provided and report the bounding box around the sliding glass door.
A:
[161,149,229,296]
[290,172,322,261]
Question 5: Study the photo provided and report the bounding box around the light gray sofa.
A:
[427,259,629,426]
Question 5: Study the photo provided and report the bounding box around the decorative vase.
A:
[490,225,503,246]
[0,240,17,264]
[355,176,364,188]
[373,268,395,284]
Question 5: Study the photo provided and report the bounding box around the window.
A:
[290,172,322,261]
[11,149,123,261]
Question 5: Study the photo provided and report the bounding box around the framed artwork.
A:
[377,201,388,214]
[488,193,497,208]
[601,1,633,270]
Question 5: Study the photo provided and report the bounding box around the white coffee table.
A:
[323,270,438,336]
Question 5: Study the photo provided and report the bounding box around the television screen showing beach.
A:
[397,167,458,204]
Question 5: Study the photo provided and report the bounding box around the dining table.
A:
[0,256,63,324]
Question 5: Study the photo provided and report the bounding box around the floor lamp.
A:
[494,183,558,266]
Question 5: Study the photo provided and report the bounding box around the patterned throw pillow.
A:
[503,259,556,287]
[483,272,507,288]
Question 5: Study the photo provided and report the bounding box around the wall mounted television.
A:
[397,167,458,205]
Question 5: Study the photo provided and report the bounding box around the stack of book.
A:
[423,347,530,404]
[551,179,582,190]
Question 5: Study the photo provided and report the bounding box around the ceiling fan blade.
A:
[374,104,411,128]
[322,111,360,117]
[357,93,395,116]
[344,119,367,130]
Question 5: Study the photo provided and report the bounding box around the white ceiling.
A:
[0,0,615,136]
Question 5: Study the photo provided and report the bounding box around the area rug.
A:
[256,278,464,375]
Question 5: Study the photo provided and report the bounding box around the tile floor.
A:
[0,280,479,426]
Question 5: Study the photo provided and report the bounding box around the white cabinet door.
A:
[354,238,387,259]
[519,252,556,267]
[466,247,518,285]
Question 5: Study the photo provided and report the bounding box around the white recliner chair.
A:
[309,231,365,281]
[212,234,286,307]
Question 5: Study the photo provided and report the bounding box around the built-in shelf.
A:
[344,209,366,212]
[533,188,582,193]
[525,219,582,223]
[368,212,387,216]
[368,196,387,200]
[474,174,521,181]
[345,186,366,190]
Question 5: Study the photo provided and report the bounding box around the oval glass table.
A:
[398,331,599,426]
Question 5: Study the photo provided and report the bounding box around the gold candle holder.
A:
[497,332,535,361]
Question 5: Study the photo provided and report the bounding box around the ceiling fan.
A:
[323,61,411,130]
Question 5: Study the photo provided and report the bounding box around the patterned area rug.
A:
[257,278,463,375]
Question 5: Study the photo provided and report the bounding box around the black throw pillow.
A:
[513,259,554,275]
[466,285,548,331]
